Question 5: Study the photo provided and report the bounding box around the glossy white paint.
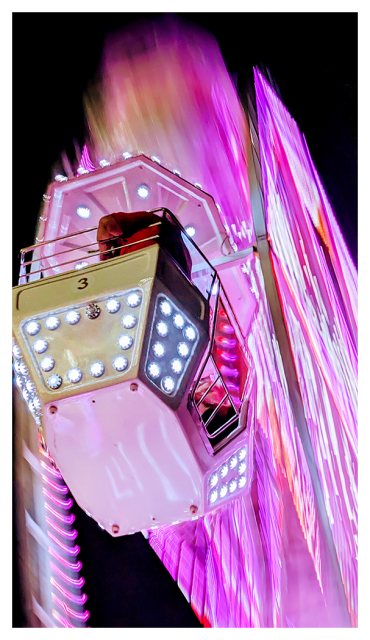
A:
[44,379,204,536]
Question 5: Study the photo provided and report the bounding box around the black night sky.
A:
[12,12,357,627]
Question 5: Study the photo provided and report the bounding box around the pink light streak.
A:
[50,562,85,588]
[44,503,75,525]
[42,487,73,509]
[48,547,82,572]
[45,517,78,540]
[41,475,69,493]
[47,531,80,555]
[52,594,90,621]
[50,577,88,605]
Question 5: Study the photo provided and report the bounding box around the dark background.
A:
[13,12,357,627]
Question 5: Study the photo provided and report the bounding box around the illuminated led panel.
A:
[144,293,199,397]
[206,446,247,506]
[20,288,144,392]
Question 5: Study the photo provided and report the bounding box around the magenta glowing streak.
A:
[49,562,85,588]
[44,503,75,525]
[45,517,78,540]
[48,547,82,572]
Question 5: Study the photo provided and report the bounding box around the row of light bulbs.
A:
[13,345,42,425]
[46,355,129,390]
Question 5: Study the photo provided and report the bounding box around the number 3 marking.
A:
[77,277,89,290]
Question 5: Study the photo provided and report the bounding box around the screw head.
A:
[130,383,138,392]
[49,405,58,414]
[189,505,198,514]
[112,524,120,534]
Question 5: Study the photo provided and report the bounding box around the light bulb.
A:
[34,339,48,354]
[122,314,136,329]
[48,374,62,389]
[13,345,22,359]
[209,473,218,488]
[209,490,218,504]
[75,262,89,270]
[89,362,105,377]
[156,321,169,337]
[170,359,182,374]
[238,476,247,489]
[177,342,189,358]
[238,448,247,461]
[229,480,237,493]
[113,356,128,371]
[40,356,54,372]
[229,456,237,469]
[67,368,82,383]
[65,310,80,325]
[106,299,120,313]
[137,185,149,199]
[152,342,165,358]
[173,314,185,329]
[185,226,196,238]
[26,321,40,336]
[159,300,172,316]
[127,292,141,308]
[76,206,91,219]
[148,362,161,379]
[184,326,196,341]
[238,462,247,475]
[118,334,133,350]
[161,376,175,394]
[45,316,60,330]
[219,485,228,498]
[220,464,228,478]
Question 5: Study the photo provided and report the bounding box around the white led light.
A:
[151,155,160,164]
[137,185,150,199]
[26,380,36,393]
[19,362,29,376]
[122,151,132,159]
[75,262,89,270]
[13,345,22,359]
[33,397,41,411]
[185,225,196,238]
[113,356,128,371]
[127,292,141,308]
[194,182,202,189]
[48,374,62,389]
[26,321,40,336]
[106,298,121,313]
[229,479,237,493]
[40,356,55,372]
[147,362,161,379]
[220,464,228,478]
[35,415,41,425]
[161,376,175,394]
[184,326,196,341]
[212,282,219,295]
[219,484,228,498]
[152,342,165,358]
[34,339,48,354]
[45,316,60,330]
[210,473,218,488]
[67,368,82,383]
[118,334,133,350]
[77,167,89,175]
[89,361,105,377]
[173,169,181,177]
[159,300,172,316]
[65,310,80,325]
[173,313,185,329]
[15,376,22,388]
[177,342,189,358]
[122,314,137,329]
[99,159,110,167]
[209,489,218,504]
[156,321,169,337]
[170,358,183,374]
[28,400,36,413]
[229,456,237,469]
[238,476,247,489]
[76,206,91,219]
[14,361,22,374]
[238,448,247,461]
[22,388,30,401]
[238,462,247,475]
[55,174,67,182]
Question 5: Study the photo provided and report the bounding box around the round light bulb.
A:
[22,388,30,401]
[185,226,196,238]
[65,310,80,325]
[118,334,133,350]
[113,356,128,371]
[26,321,40,336]
[229,456,237,469]
[13,345,22,359]
[122,151,132,159]
[89,362,105,377]
[122,314,137,329]
[15,376,22,388]
[26,380,36,393]
[238,462,247,475]
[106,298,121,313]
[229,479,237,493]
[76,206,91,219]
[159,300,172,316]
[147,362,161,379]
[183,326,196,341]
[67,368,82,383]
[170,358,182,374]
[156,321,169,337]
[137,185,149,199]
[45,316,60,330]
[173,313,185,329]
[209,473,218,488]
[151,155,160,164]
[48,374,62,389]
[209,490,218,504]
[219,484,228,498]
[220,464,228,478]
[33,339,48,354]
[152,342,165,358]
[238,476,247,489]
[33,397,41,411]
[28,400,36,414]
[40,356,54,372]
[177,342,189,358]
[238,448,247,461]
[161,376,175,394]
[127,292,141,308]
[173,169,181,177]
[19,362,29,376]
